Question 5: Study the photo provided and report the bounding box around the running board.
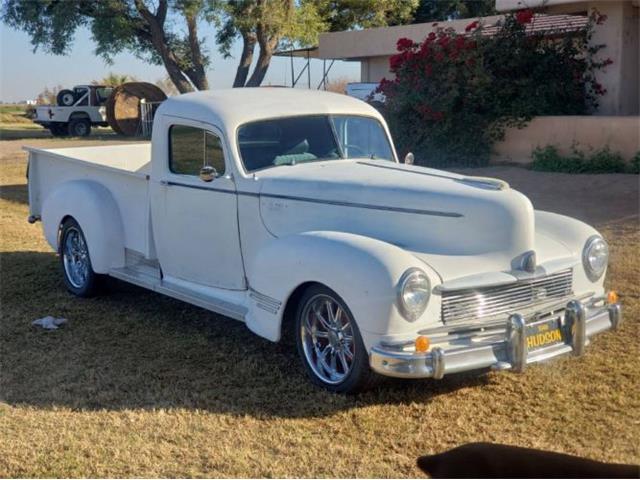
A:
[109,267,247,322]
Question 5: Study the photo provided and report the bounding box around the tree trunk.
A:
[134,0,194,94]
[184,11,209,90]
[245,26,279,88]
[233,31,257,87]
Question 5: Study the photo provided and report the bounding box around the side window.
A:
[169,125,225,176]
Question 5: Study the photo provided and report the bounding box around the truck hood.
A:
[257,160,546,278]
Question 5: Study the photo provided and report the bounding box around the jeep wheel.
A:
[68,118,91,137]
[295,284,377,393]
[49,123,69,137]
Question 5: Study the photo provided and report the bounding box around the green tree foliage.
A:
[92,73,137,86]
[413,0,495,23]
[213,0,418,87]
[379,10,611,166]
[2,0,209,93]
[313,0,419,31]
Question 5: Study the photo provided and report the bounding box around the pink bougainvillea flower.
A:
[465,21,479,32]
[516,9,534,24]
[389,53,404,71]
[437,36,450,47]
[454,36,466,50]
[396,37,414,51]
[424,64,433,76]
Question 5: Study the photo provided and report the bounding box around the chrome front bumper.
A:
[369,297,622,379]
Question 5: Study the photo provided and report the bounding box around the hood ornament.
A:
[521,251,537,273]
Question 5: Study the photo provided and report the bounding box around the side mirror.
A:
[199,165,218,182]
[404,152,414,165]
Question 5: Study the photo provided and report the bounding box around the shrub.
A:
[378,9,611,167]
[631,151,640,174]
[531,145,636,173]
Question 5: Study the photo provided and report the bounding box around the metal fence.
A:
[139,99,163,137]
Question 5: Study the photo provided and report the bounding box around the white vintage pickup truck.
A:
[26,89,621,393]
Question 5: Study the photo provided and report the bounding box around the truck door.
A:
[149,121,246,290]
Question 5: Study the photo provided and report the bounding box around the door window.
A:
[169,125,225,176]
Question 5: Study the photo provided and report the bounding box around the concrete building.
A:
[315,0,639,162]
[318,1,638,116]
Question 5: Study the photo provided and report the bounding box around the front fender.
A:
[535,210,605,295]
[246,231,439,347]
[42,180,125,273]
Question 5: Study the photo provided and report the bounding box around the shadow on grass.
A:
[0,184,28,204]
[0,127,52,140]
[0,250,490,418]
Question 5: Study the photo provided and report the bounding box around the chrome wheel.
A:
[62,227,90,289]
[300,294,356,385]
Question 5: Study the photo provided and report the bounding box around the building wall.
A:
[492,116,640,163]
[580,1,640,115]
[360,57,393,83]
[618,1,639,114]
[318,15,505,60]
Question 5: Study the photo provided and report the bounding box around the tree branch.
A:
[133,0,194,93]
[184,9,209,90]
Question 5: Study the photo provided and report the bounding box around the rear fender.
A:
[42,180,125,273]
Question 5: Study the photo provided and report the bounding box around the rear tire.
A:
[59,218,100,297]
[295,284,377,393]
[68,118,91,137]
[49,123,69,137]
[57,89,76,107]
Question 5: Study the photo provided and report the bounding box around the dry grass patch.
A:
[1,140,638,477]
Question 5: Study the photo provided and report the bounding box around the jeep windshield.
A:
[237,115,394,172]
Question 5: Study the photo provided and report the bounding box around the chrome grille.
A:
[441,269,573,324]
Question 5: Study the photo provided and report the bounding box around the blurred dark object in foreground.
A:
[417,442,639,478]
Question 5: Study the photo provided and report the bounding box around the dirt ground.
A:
[1,136,638,477]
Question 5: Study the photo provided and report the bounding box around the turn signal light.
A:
[415,335,430,353]
[607,291,619,304]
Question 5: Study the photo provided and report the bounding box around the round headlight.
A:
[397,268,431,321]
[582,236,608,282]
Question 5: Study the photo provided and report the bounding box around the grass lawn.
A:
[0,137,638,477]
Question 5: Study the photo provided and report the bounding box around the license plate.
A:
[526,316,564,351]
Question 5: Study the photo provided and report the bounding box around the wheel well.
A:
[69,112,90,121]
[56,215,74,253]
[280,281,321,343]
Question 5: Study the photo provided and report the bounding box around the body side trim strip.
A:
[165,180,463,218]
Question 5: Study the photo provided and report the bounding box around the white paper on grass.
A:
[32,316,67,330]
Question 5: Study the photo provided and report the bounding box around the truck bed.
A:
[26,143,153,257]
[25,143,151,176]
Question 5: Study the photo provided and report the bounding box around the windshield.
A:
[237,115,394,172]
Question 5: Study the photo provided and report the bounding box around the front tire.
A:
[59,218,100,297]
[295,285,376,393]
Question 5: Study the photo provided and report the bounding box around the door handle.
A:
[159,180,169,186]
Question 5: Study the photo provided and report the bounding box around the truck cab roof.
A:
[155,88,383,133]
